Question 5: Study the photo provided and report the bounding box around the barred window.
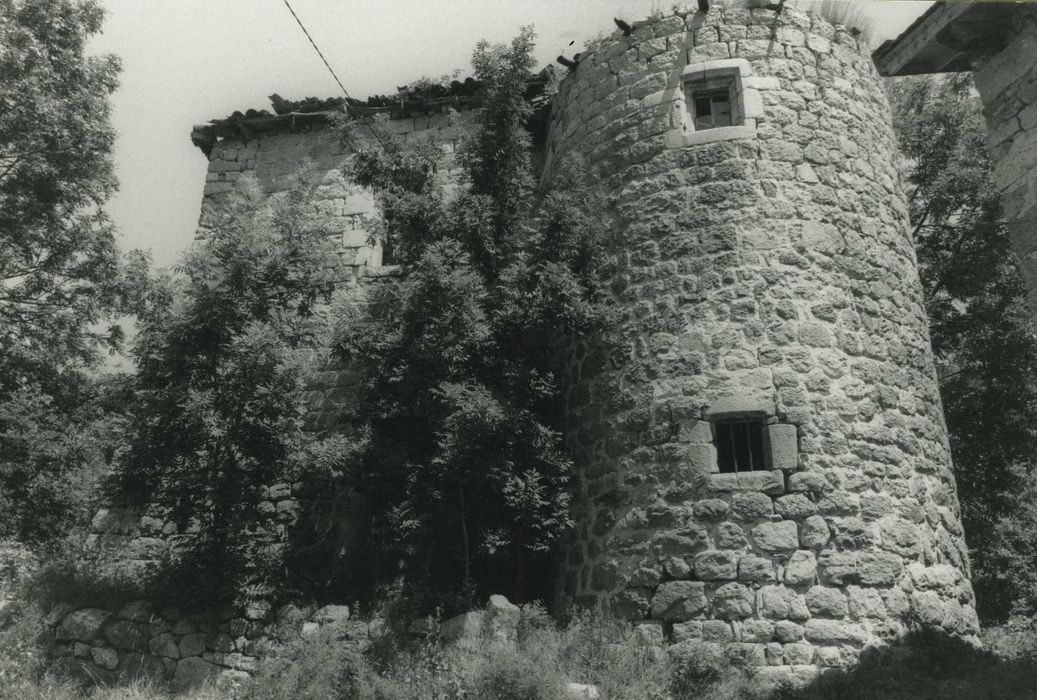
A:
[714,419,765,473]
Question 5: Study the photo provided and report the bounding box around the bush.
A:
[0,601,49,692]
[246,628,376,700]
[668,642,725,698]
[469,646,564,700]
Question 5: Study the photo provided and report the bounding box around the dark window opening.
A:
[692,88,733,130]
[715,420,765,473]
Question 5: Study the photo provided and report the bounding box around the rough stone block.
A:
[740,619,775,643]
[702,619,735,641]
[651,581,707,621]
[611,588,651,620]
[774,620,804,643]
[694,499,730,521]
[709,470,785,495]
[805,586,848,618]
[759,585,810,621]
[91,646,120,670]
[56,609,111,642]
[857,552,902,587]
[716,522,748,549]
[732,492,774,520]
[818,550,858,586]
[799,515,830,549]
[172,657,219,693]
[847,586,887,620]
[784,550,817,586]
[672,620,703,642]
[783,642,815,665]
[705,395,776,418]
[752,521,799,552]
[695,550,739,580]
[804,619,868,646]
[775,494,815,519]
[712,582,755,619]
[738,554,776,583]
[767,424,798,470]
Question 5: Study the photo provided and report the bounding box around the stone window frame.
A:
[689,395,799,492]
[665,58,764,148]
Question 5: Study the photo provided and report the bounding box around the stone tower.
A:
[545,1,978,676]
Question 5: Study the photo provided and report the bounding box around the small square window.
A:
[684,72,742,132]
[693,89,733,130]
[714,419,766,473]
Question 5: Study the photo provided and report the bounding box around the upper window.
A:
[686,74,740,132]
[691,82,734,130]
[714,419,766,473]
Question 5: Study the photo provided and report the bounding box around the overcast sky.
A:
[89,0,933,270]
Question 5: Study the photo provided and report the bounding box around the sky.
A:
[88,0,933,270]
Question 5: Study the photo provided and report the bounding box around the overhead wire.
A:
[279,0,389,150]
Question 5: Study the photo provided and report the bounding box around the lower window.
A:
[714,419,765,473]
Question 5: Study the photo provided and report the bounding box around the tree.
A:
[0,0,133,387]
[0,0,142,549]
[889,74,1037,622]
[120,174,341,604]
[336,29,616,610]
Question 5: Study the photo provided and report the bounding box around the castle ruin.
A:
[70,1,980,686]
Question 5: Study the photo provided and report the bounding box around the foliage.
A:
[888,74,1037,622]
[335,27,616,609]
[0,0,142,386]
[117,173,343,605]
[0,376,129,547]
[247,628,375,700]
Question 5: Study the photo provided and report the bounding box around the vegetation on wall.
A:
[889,74,1037,623]
[116,175,345,605]
[333,27,616,611]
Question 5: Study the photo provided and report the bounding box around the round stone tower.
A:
[544,1,978,677]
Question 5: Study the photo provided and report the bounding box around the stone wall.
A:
[197,107,478,278]
[544,1,976,682]
[972,11,1037,330]
[47,599,364,694]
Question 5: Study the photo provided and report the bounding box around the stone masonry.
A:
[543,1,977,681]
[69,1,981,686]
[973,11,1037,331]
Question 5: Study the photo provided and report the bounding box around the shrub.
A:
[668,642,725,698]
[469,645,564,700]
[246,629,375,700]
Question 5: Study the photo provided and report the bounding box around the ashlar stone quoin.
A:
[543,0,978,679]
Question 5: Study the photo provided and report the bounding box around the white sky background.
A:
[89,0,933,270]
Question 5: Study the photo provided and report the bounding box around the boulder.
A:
[441,610,483,647]
[172,656,220,693]
[483,595,520,644]
[314,604,350,626]
[56,608,111,642]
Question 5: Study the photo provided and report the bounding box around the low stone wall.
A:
[45,595,530,695]
[47,600,364,694]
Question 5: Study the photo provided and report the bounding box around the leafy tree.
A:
[336,29,616,609]
[889,74,1037,621]
[0,0,142,549]
[0,375,130,547]
[0,0,133,386]
[121,174,341,604]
